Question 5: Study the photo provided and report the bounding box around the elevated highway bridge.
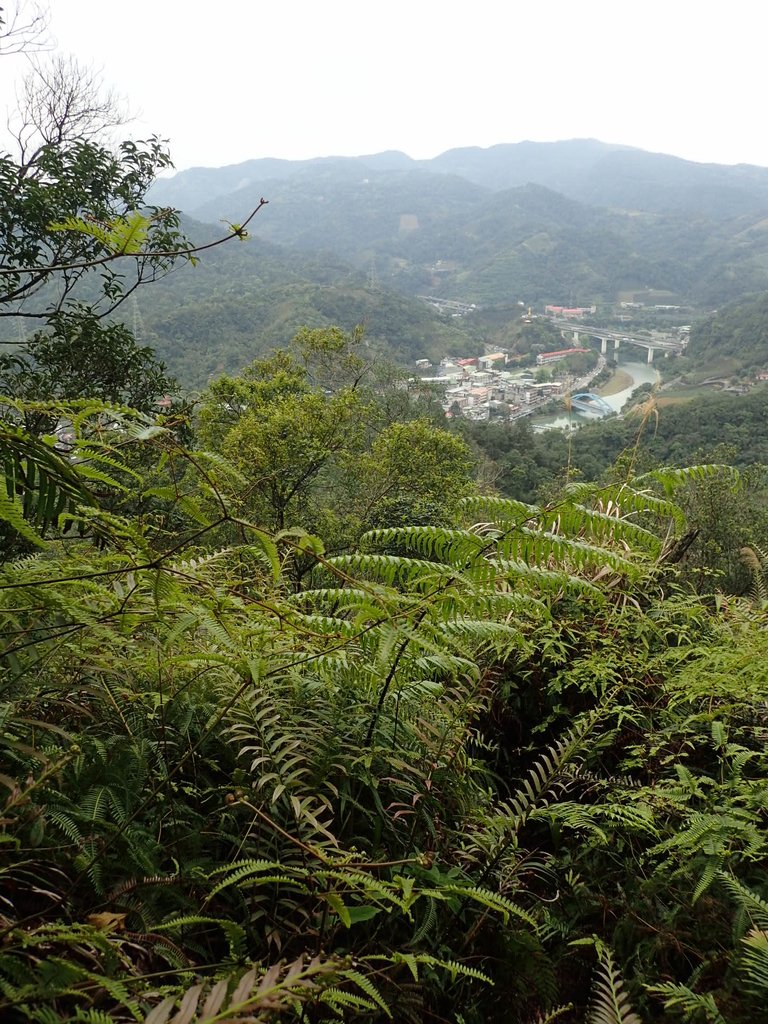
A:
[549,319,685,363]
[418,296,476,316]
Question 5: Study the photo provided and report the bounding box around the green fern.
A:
[647,981,727,1024]
[587,947,642,1024]
[740,929,768,997]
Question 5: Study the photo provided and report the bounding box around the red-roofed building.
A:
[536,347,590,365]
[544,305,596,319]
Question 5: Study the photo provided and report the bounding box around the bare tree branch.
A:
[12,54,128,169]
[0,34,268,327]
[0,1,50,56]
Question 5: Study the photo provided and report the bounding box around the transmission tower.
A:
[367,255,379,290]
[131,295,146,343]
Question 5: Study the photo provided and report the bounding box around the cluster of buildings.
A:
[415,348,598,422]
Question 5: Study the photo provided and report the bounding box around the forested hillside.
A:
[468,387,768,492]
[129,216,474,385]
[148,141,768,314]
[6,18,768,1024]
[685,292,768,374]
[154,172,768,310]
[0,209,477,388]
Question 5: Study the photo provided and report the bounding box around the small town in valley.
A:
[415,347,607,422]
[414,301,696,423]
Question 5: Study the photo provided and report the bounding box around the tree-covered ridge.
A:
[685,291,768,374]
[468,386,768,479]
[125,225,474,386]
[158,174,768,311]
[147,143,768,316]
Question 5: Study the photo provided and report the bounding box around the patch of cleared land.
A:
[595,368,633,397]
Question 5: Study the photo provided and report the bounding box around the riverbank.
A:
[532,359,659,431]
[596,368,634,397]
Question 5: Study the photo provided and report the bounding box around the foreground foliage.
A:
[1,407,767,1022]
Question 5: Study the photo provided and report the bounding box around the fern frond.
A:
[719,872,768,929]
[588,947,641,1024]
[639,463,739,496]
[459,493,538,525]
[741,929,768,996]
[361,525,488,564]
[153,915,246,960]
[364,952,493,985]
[647,981,727,1024]
[143,955,339,1023]
[526,1005,575,1024]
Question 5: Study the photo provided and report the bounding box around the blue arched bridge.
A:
[569,393,613,415]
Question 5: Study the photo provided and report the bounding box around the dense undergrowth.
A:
[1,404,767,1023]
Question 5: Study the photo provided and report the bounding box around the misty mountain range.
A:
[151,139,768,221]
[136,140,768,384]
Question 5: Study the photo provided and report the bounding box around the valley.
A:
[94,140,768,421]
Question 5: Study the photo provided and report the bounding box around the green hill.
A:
[148,142,768,314]
[131,217,474,386]
[684,291,768,375]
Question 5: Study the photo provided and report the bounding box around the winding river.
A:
[532,358,659,431]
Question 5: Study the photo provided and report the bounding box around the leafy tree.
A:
[0,311,178,433]
[0,64,187,322]
[674,455,768,594]
[221,383,368,532]
[291,322,371,391]
[199,329,477,543]
[198,334,367,532]
[0,45,268,425]
[0,50,192,446]
[349,417,475,531]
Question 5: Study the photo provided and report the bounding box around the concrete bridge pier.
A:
[572,330,580,342]
[600,337,608,355]
[614,337,621,353]
[647,347,654,364]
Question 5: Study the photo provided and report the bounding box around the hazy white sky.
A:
[1,0,766,172]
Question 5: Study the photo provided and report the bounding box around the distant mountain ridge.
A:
[144,138,768,313]
[149,151,420,214]
[150,139,768,219]
[134,140,768,386]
